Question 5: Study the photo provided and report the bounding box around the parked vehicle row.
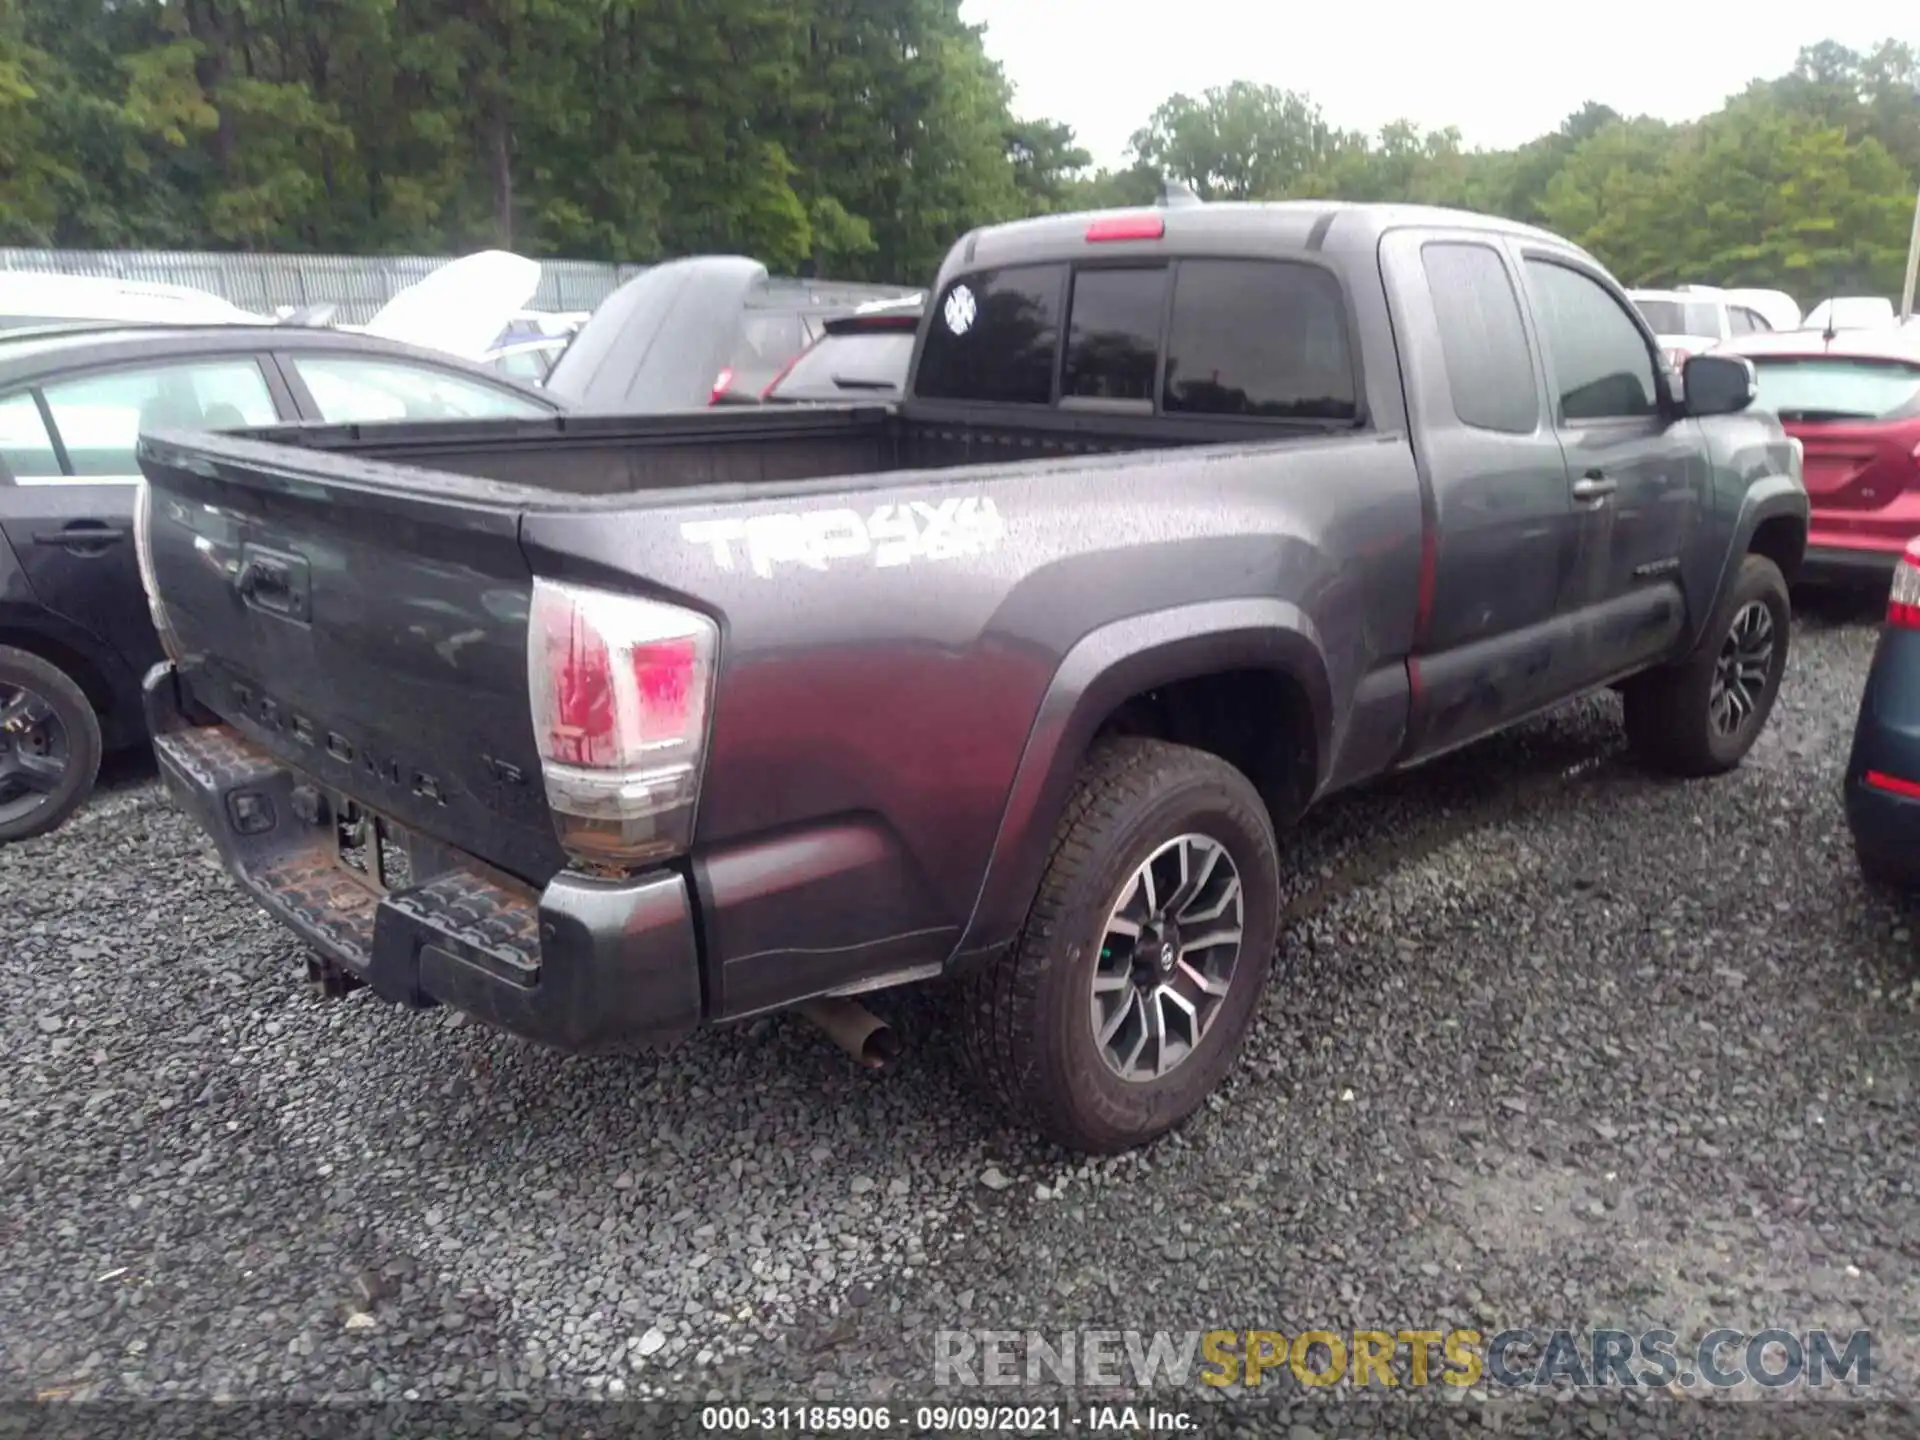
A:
[130,201,1807,1153]
[1628,285,1781,367]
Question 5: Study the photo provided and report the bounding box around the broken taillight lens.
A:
[527,579,718,867]
[1888,537,1920,630]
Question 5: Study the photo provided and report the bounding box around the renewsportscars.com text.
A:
[933,1328,1873,1390]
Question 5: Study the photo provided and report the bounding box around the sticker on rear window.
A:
[943,284,977,337]
[682,496,1005,578]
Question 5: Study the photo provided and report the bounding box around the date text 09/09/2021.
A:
[699,1405,1180,1433]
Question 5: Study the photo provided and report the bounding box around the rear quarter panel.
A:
[520,430,1422,1006]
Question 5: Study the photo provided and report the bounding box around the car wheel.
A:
[0,645,103,844]
[1625,554,1790,778]
[959,737,1281,1153]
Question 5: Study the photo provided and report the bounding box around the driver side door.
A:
[1519,255,1708,683]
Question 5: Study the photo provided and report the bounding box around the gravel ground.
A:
[3,602,1918,1436]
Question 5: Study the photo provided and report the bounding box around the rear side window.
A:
[1163,260,1356,420]
[769,330,915,400]
[289,354,550,424]
[1421,242,1538,434]
[38,359,278,479]
[1749,358,1920,421]
[0,391,59,480]
[1063,267,1169,403]
[915,264,1065,405]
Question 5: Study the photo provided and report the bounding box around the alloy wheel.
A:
[1709,600,1775,738]
[0,682,69,828]
[1089,833,1245,1083]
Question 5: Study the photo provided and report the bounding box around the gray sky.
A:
[961,0,1915,168]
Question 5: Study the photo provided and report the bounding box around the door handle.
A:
[1571,471,1616,502]
[31,523,128,547]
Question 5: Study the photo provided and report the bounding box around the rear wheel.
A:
[0,645,103,844]
[959,737,1281,1153]
[1625,554,1790,777]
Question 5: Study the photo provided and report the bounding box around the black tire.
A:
[1624,554,1790,778]
[0,644,102,844]
[959,737,1281,1153]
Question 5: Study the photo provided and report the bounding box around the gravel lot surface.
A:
[4,601,1918,1436]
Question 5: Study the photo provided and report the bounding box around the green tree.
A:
[1128,81,1352,200]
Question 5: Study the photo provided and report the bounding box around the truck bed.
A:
[233,402,1303,499]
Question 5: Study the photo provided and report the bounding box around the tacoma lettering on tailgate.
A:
[681,496,1005,577]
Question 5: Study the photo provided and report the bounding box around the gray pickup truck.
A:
[133,202,1808,1152]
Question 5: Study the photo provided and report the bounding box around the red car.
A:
[1719,324,1920,584]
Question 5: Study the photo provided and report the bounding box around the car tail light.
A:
[708,368,735,406]
[1664,347,1693,369]
[1865,769,1920,799]
[132,480,186,662]
[1086,213,1165,242]
[527,579,719,868]
[1888,537,1920,629]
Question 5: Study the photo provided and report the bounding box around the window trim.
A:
[32,387,71,477]
[914,253,1368,431]
[1519,251,1668,429]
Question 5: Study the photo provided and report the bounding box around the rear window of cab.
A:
[913,257,1358,422]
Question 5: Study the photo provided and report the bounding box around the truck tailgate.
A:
[138,431,567,883]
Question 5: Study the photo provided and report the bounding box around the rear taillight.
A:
[1888,538,1920,629]
[132,480,186,663]
[1664,347,1692,369]
[708,368,735,406]
[527,579,718,868]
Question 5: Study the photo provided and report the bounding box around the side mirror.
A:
[1680,353,1757,417]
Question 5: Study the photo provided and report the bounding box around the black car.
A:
[0,323,559,842]
[1845,537,1920,887]
[761,297,924,404]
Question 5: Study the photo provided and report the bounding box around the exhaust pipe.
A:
[798,997,899,1069]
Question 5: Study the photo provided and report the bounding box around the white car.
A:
[1627,286,1779,367]
[0,273,270,330]
[1803,296,1898,334]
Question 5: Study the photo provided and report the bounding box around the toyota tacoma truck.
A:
[132,203,1809,1153]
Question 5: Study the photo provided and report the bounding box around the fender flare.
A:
[950,598,1332,964]
[1692,477,1808,652]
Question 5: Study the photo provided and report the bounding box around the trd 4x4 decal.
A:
[681,496,1005,577]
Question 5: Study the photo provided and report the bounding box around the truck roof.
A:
[944,201,1590,277]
